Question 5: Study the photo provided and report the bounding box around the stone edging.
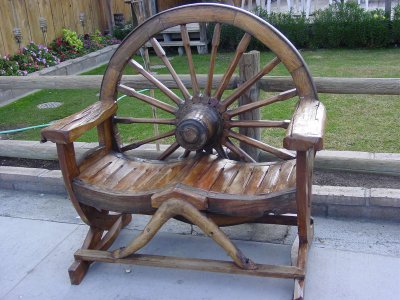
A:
[0,45,119,107]
[0,165,399,221]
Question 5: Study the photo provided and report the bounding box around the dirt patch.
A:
[314,170,400,189]
[0,156,399,189]
[0,156,60,170]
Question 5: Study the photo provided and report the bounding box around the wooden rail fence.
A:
[1,75,399,95]
[0,0,131,56]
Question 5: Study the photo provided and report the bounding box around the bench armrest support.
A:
[284,99,326,151]
[41,101,117,144]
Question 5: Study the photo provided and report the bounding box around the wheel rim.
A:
[101,3,318,161]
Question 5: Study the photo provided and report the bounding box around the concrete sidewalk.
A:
[1,189,399,300]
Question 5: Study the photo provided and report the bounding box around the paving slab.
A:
[0,217,79,298]
[1,216,399,300]
[0,189,399,299]
[2,219,293,300]
[307,248,400,300]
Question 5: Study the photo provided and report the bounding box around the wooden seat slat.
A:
[243,166,270,195]
[209,162,242,193]
[256,164,281,194]
[181,156,216,185]
[103,163,137,188]
[76,153,296,198]
[113,166,146,191]
[225,165,254,194]
[195,159,228,190]
[272,161,296,193]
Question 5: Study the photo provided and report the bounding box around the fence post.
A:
[238,50,261,160]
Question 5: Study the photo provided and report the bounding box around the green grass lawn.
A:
[0,48,399,153]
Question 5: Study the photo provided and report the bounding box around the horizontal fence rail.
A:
[1,75,399,95]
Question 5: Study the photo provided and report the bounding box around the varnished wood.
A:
[158,141,180,160]
[224,139,256,163]
[227,130,296,160]
[75,249,305,279]
[221,57,281,110]
[284,99,326,151]
[181,24,200,96]
[128,59,183,105]
[113,117,177,125]
[41,101,117,144]
[205,23,221,96]
[40,5,324,295]
[113,198,256,270]
[214,33,252,99]
[120,129,176,152]
[150,38,192,100]
[227,88,297,118]
[118,84,177,114]
[226,120,290,129]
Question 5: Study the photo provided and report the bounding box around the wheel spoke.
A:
[128,59,183,105]
[226,120,290,129]
[180,149,191,158]
[205,23,221,96]
[150,38,191,101]
[214,33,252,100]
[158,142,180,160]
[181,24,200,96]
[227,88,297,118]
[227,130,295,160]
[120,129,176,152]
[113,117,177,125]
[118,84,177,114]
[221,57,281,110]
[214,144,228,159]
[224,139,256,163]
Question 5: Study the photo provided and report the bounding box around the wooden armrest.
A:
[41,101,117,144]
[283,99,326,151]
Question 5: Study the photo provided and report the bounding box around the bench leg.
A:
[292,149,314,299]
[69,213,132,284]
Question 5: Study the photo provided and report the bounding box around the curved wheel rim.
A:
[101,3,318,161]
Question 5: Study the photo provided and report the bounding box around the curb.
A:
[0,165,399,221]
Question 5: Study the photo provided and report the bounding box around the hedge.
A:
[210,3,400,50]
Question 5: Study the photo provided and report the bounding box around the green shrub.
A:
[214,3,394,50]
[393,4,400,44]
[258,8,311,49]
[112,23,134,41]
[312,2,390,48]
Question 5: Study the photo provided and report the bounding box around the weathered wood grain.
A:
[75,249,305,279]
[41,101,117,144]
[3,76,398,95]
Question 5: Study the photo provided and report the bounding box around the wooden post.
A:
[198,22,208,55]
[238,51,261,160]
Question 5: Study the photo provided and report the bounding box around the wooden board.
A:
[75,249,305,279]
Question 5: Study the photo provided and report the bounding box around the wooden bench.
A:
[41,4,326,299]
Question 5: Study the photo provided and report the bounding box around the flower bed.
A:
[1,29,120,77]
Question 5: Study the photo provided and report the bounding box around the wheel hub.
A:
[175,102,221,151]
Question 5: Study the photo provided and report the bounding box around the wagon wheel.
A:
[100,4,318,162]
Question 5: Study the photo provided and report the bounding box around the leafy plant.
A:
[112,23,134,41]
[62,28,83,50]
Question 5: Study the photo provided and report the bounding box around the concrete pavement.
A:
[0,189,399,300]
